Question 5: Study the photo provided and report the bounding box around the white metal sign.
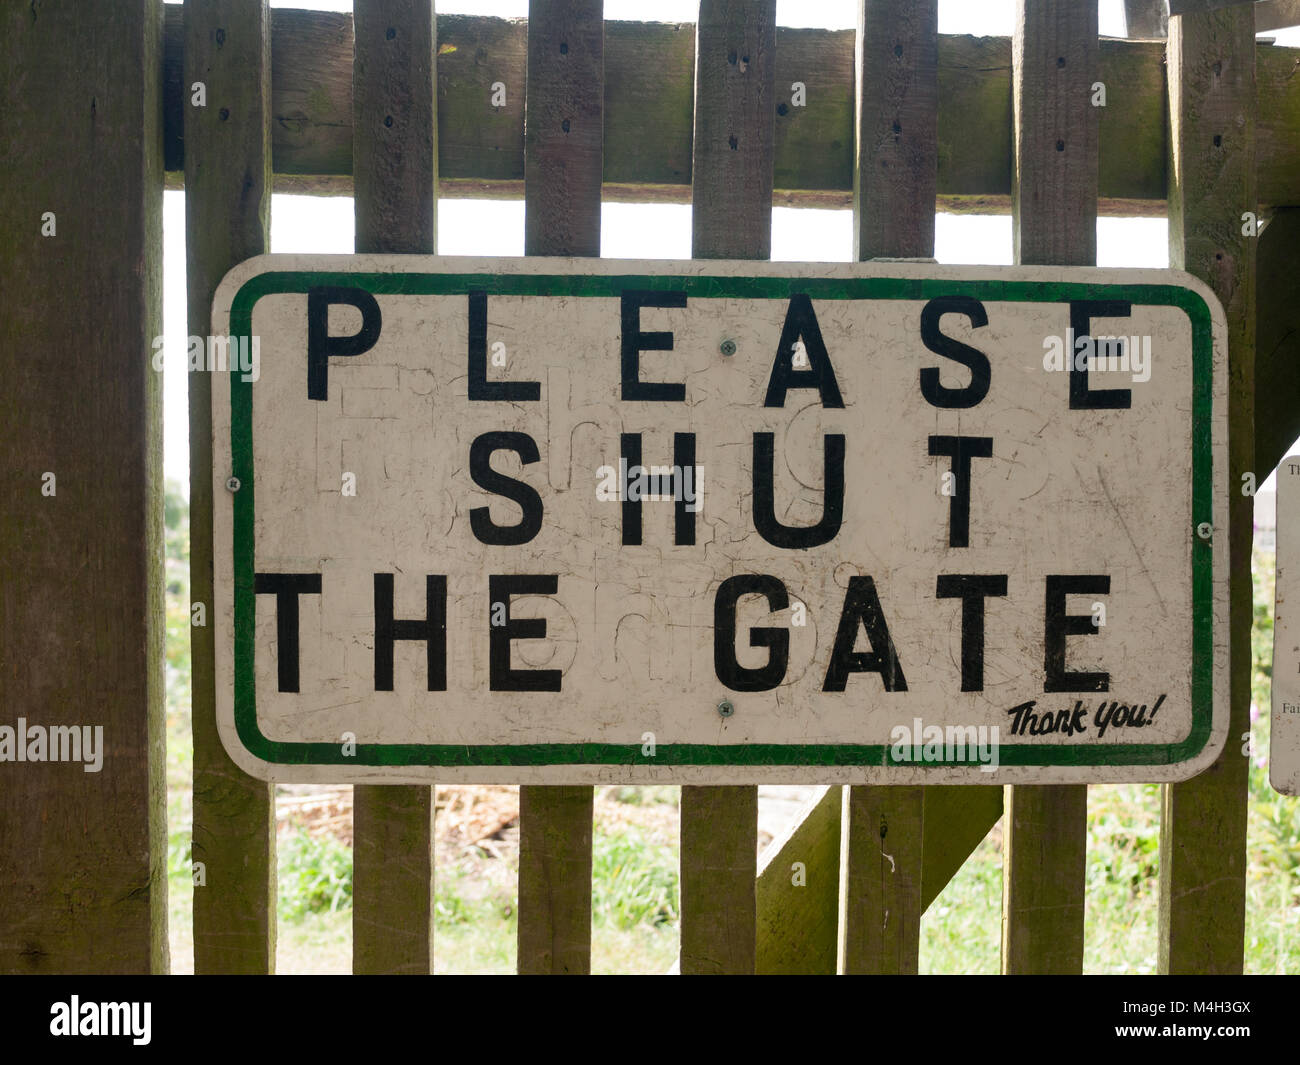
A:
[1270,457,1300,795]
[211,255,1228,784]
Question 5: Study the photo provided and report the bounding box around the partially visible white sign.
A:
[1271,457,1300,795]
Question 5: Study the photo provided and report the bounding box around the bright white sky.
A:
[160,0,1300,496]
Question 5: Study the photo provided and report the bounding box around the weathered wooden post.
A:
[517,0,603,976]
[186,0,276,976]
[1001,0,1099,976]
[0,0,168,973]
[1158,2,1255,975]
[679,0,775,976]
[838,0,937,976]
[351,0,439,975]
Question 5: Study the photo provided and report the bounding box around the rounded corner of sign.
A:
[216,717,280,784]
[1168,728,1228,784]
[1165,268,1226,317]
[1269,766,1298,797]
[211,254,278,323]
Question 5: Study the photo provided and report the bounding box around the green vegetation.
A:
[278,830,353,920]
[163,486,1297,974]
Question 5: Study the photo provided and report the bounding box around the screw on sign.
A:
[208,254,1229,786]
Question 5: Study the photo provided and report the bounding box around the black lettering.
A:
[374,574,447,691]
[929,435,993,548]
[822,576,907,692]
[919,296,991,408]
[1044,574,1110,692]
[254,572,322,692]
[936,574,1008,691]
[307,286,382,401]
[469,431,543,546]
[1069,300,1132,409]
[619,432,696,546]
[753,432,844,548]
[763,294,844,408]
[621,290,687,401]
[714,575,790,692]
[489,574,563,692]
[468,290,540,401]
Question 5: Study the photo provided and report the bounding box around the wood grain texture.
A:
[839,787,923,974]
[1257,0,1300,31]
[1003,0,1096,975]
[352,786,435,973]
[754,784,1002,972]
[524,0,603,255]
[1254,207,1300,475]
[1159,5,1254,975]
[605,21,694,187]
[185,0,275,976]
[354,0,437,254]
[840,0,935,976]
[516,0,602,977]
[680,0,773,976]
[1125,0,1170,37]
[159,9,1300,207]
[1169,0,1253,15]
[853,0,937,259]
[1012,1,1100,266]
[0,0,167,975]
[517,785,594,974]
[680,786,759,974]
[1001,784,1088,973]
[756,787,841,974]
[920,786,1003,908]
[774,28,853,193]
[351,0,437,976]
[690,0,776,260]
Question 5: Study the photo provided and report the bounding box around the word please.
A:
[253,571,1113,695]
[308,287,1145,410]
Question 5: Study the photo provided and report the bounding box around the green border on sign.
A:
[228,271,1214,769]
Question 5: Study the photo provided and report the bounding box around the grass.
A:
[918,546,1300,975]
[163,483,1298,974]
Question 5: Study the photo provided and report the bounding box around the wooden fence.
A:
[1,0,1292,975]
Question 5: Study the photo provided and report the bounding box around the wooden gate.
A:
[1,0,1290,975]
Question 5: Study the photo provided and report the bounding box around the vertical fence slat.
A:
[516,0,602,976]
[186,0,276,975]
[679,0,774,976]
[0,0,167,975]
[837,0,937,976]
[350,0,438,977]
[1002,0,1097,976]
[1158,5,1254,975]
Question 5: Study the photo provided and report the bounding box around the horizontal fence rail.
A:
[159,7,1300,210]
